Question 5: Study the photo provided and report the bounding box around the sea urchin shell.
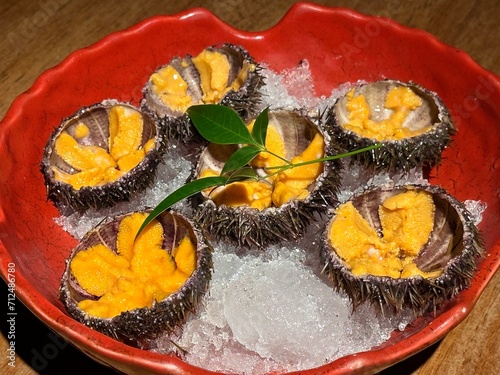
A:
[40,100,167,213]
[192,108,342,248]
[320,183,484,314]
[59,210,213,348]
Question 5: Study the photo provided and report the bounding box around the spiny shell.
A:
[325,80,456,172]
[141,43,265,144]
[40,100,167,213]
[192,108,342,248]
[320,183,484,315]
[59,210,213,348]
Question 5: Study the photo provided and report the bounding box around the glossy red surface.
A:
[0,3,499,374]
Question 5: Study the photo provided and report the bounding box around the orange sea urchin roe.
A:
[150,62,195,113]
[73,122,90,139]
[200,169,273,210]
[54,132,117,172]
[52,105,154,189]
[379,190,436,257]
[250,121,325,206]
[248,121,287,169]
[271,132,324,206]
[71,213,197,318]
[192,49,233,104]
[329,201,402,278]
[108,105,144,161]
[329,190,442,278]
[192,49,250,104]
[343,86,430,140]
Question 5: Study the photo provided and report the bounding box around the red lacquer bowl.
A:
[0,3,499,374]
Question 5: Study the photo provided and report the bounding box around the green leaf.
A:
[187,104,258,146]
[251,107,269,146]
[221,146,261,176]
[135,176,228,240]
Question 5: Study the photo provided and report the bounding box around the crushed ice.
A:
[154,246,414,374]
[464,200,487,226]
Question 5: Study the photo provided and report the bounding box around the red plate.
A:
[0,3,499,374]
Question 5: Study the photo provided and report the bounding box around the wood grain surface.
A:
[0,1,498,374]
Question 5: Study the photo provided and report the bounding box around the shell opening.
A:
[328,187,467,279]
[149,46,252,115]
[49,104,156,190]
[337,82,440,141]
[67,212,197,319]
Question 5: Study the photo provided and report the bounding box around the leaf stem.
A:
[260,148,294,166]
[263,143,382,171]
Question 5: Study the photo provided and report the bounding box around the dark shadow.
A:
[1,278,117,374]
[377,341,440,374]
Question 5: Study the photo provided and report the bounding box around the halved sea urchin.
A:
[141,43,265,143]
[192,108,342,248]
[59,210,213,348]
[325,79,456,172]
[320,183,484,314]
[41,100,167,213]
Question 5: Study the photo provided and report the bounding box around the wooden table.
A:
[1,1,498,374]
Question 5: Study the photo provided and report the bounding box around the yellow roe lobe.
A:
[343,86,430,141]
[52,105,154,189]
[71,212,198,319]
[272,133,324,206]
[192,49,232,104]
[54,132,116,172]
[117,149,146,173]
[329,201,402,278]
[379,190,435,257]
[248,121,287,168]
[108,105,144,161]
[74,122,90,139]
[329,190,442,279]
[150,63,193,113]
[201,169,273,210]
